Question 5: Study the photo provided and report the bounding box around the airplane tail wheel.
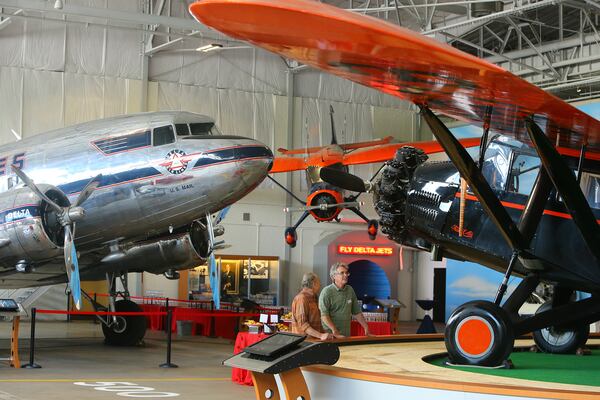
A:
[284,228,297,248]
[533,301,589,354]
[102,299,147,346]
[445,300,514,366]
[367,220,378,240]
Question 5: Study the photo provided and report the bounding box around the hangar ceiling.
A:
[0,0,599,102]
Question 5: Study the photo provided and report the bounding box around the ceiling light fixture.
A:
[196,44,223,52]
[54,0,64,9]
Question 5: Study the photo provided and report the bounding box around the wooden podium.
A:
[224,333,339,400]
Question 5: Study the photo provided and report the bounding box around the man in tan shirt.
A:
[291,272,332,341]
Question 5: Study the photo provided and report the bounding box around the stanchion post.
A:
[164,298,170,334]
[93,293,98,324]
[22,307,41,369]
[159,307,178,368]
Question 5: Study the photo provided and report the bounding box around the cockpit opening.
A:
[175,122,222,137]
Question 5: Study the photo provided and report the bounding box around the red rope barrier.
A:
[35,309,263,318]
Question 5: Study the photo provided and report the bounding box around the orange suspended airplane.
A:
[268,105,480,247]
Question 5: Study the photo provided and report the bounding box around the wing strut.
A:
[525,118,600,267]
[420,106,529,254]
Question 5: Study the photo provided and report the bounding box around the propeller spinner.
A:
[11,166,101,309]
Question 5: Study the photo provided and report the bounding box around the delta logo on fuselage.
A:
[161,150,191,175]
[0,206,40,225]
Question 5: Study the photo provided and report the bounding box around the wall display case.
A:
[187,255,280,306]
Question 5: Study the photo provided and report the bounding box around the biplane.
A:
[190,0,600,367]
[269,105,478,247]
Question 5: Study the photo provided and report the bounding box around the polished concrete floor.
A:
[0,319,447,399]
[0,320,254,399]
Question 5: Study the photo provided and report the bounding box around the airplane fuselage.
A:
[0,111,272,287]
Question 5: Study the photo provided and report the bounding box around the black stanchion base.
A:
[159,363,178,368]
[22,363,42,369]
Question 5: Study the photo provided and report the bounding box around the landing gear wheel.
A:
[285,227,297,248]
[532,301,589,354]
[367,220,378,240]
[445,300,514,366]
[102,299,147,346]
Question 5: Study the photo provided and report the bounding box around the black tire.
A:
[102,299,147,346]
[532,301,589,354]
[445,300,514,366]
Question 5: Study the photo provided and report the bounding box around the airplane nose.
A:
[234,141,273,187]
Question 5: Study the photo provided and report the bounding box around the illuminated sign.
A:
[337,245,394,256]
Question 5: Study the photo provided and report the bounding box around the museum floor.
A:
[0,320,447,399]
[1,320,596,399]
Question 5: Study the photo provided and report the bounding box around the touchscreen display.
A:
[0,299,18,310]
[243,333,305,357]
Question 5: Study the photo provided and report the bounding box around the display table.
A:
[350,321,393,336]
[139,304,166,331]
[232,332,269,385]
[168,308,243,339]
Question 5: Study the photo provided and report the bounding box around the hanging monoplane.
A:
[191,0,600,368]
[269,105,479,247]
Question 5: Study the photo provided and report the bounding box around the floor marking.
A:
[0,378,230,383]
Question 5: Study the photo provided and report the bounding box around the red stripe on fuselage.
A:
[455,193,600,224]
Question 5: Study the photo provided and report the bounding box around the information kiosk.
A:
[0,299,23,368]
[224,332,339,400]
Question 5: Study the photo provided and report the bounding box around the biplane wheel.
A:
[445,300,514,366]
[367,220,378,240]
[532,301,589,354]
[284,227,297,248]
[102,299,147,346]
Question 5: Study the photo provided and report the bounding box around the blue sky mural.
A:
[445,100,599,321]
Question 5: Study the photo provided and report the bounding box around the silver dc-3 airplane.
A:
[0,111,273,345]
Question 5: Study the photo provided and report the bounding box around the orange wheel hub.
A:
[455,316,494,358]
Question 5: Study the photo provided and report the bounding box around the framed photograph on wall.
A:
[221,260,240,294]
[250,260,269,279]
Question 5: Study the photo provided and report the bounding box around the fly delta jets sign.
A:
[337,245,394,256]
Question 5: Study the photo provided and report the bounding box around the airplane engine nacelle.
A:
[117,221,211,274]
[0,184,69,267]
[307,183,344,222]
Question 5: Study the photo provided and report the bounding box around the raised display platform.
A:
[301,335,600,400]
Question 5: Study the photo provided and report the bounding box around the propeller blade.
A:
[11,165,63,213]
[214,206,231,225]
[320,167,368,192]
[64,225,82,310]
[209,253,220,310]
[75,174,102,207]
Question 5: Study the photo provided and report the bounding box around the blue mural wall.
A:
[445,100,599,321]
[348,259,391,311]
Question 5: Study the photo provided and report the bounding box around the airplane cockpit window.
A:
[189,122,220,136]
[153,125,175,146]
[508,153,541,195]
[175,124,190,136]
[481,141,510,190]
[582,173,600,209]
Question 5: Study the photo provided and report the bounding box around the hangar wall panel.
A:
[22,69,64,136]
[0,67,22,146]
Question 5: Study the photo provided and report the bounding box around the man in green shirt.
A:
[319,262,371,337]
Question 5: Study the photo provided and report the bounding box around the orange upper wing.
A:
[189,0,600,156]
[342,138,480,166]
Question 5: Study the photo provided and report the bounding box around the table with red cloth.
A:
[231,332,268,385]
[139,304,166,331]
[169,307,245,339]
[350,321,393,336]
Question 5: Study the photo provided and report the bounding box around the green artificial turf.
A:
[429,350,600,387]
